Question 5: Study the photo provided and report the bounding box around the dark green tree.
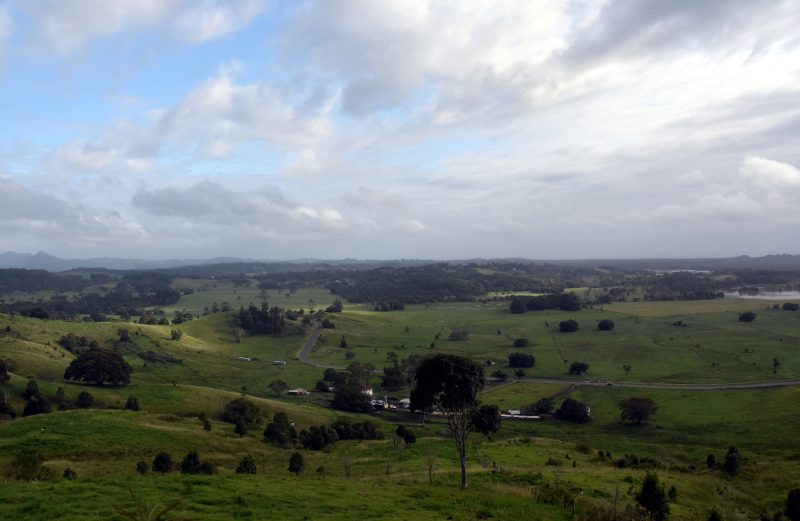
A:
[508,352,535,368]
[63,348,132,386]
[395,425,417,445]
[0,358,10,383]
[738,311,757,322]
[125,395,140,411]
[569,361,589,375]
[24,379,40,400]
[559,319,579,332]
[236,455,257,474]
[268,379,288,397]
[706,453,716,468]
[786,488,800,521]
[635,472,670,521]
[135,461,148,475]
[512,338,529,347]
[62,468,77,480]
[597,319,615,331]
[234,419,248,437]
[264,412,298,448]
[152,452,173,474]
[620,397,658,424]
[410,354,488,489]
[555,398,591,423]
[221,397,261,426]
[724,446,740,476]
[76,391,94,408]
[509,299,527,314]
[288,452,305,475]
[180,451,202,474]
[12,449,44,481]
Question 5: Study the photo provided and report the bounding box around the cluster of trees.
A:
[57,334,98,354]
[0,269,89,294]
[374,300,405,311]
[380,354,421,390]
[559,319,579,333]
[508,353,535,368]
[509,293,581,314]
[236,303,286,335]
[144,451,214,475]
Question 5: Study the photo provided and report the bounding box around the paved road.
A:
[296,323,800,391]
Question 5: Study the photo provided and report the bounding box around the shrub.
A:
[512,338,529,348]
[180,451,202,474]
[706,453,716,468]
[76,391,95,408]
[264,412,298,448]
[288,452,305,475]
[135,461,148,475]
[236,455,257,474]
[597,319,615,331]
[125,396,140,411]
[448,329,469,341]
[62,468,77,480]
[783,303,800,312]
[559,319,579,333]
[152,452,173,474]
[569,361,589,375]
[234,419,248,437]
[724,446,740,475]
[738,311,757,323]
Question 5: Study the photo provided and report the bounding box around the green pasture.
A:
[311,301,800,384]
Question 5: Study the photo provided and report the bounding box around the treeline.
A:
[509,293,581,314]
[1,271,180,319]
[0,269,90,294]
[236,304,286,335]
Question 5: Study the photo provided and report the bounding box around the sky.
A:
[0,0,799,261]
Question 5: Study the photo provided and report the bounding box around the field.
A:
[2,290,800,519]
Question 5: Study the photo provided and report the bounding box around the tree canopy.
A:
[63,348,132,386]
[410,354,496,489]
[620,397,658,424]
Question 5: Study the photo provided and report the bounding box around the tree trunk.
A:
[460,447,468,489]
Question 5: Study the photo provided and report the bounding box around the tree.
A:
[135,461,148,475]
[508,352,535,368]
[708,509,723,521]
[783,302,800,311]
[152,452,173,474]
[236,455,257,474]
[395,425,417,445]
[598,319,615,331]
[76,391,95,408]
[512,338,529,348]
[24,379,40,400]
[668,485,677,503]
[331,382,371,413]
[738,311,757,322]
[636,472,670,521]
[555,398,591,423]
[125,395,140,411]
[64,348,132,386]
[268,379,288,397]
[706,453,716,468]
[339,336,348,349]
[522,397,554,415]
[234,419,248,437]
[23,394,51,416]
[63,467,77,480]
[221,397,261,426]
[0,358,10,383]
[559,319,579,332]
[785,488,800,521]
[569,361,589,375]
[620,397,658,424]
[492,370,509,382]
[345,361,374,387]
[288,452,305,475]
[264,412,299,447]
[470,405,501,436]
[724,446,740,475]
[410,354,490,489]
[180,451,202,474]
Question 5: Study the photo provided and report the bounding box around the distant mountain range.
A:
[1,251,799,273]
[0,251,259,272]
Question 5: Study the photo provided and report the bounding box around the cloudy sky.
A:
[1,0,799,260]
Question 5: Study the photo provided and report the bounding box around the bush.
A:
[508,352,535,368]
[152,452,173,474]
[236,455,257,474]
[738,311,757,323]
[706,453,716,468]
[288,452,305,475]
[522,397,554,415]
[569,361,589,375]
[300,425,339,451]
[512,338,529,348]
[783,303,800,311]
[135,461,148,475]
[264,412,298,448]
[724,446,740,475]
[234,419,248,437]
[448,329,469,341]
[395,425,417,445]
[597,319,615,331]
[76,391,95,408]
[559,319,579,333]
[555,398,591,423]
[23,395,52,416]
[125,395,140,411]
[636,472,670,521]
[180,451,202,474]
[331,417,383,441]
[62,468,77,480]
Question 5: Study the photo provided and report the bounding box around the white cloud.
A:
[0,3,11,52]
[740,155,800,189]
[21,0,265,53]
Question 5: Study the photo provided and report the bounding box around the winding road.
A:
[297,323,800,392]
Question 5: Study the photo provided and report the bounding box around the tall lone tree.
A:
[410,354,499,490]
